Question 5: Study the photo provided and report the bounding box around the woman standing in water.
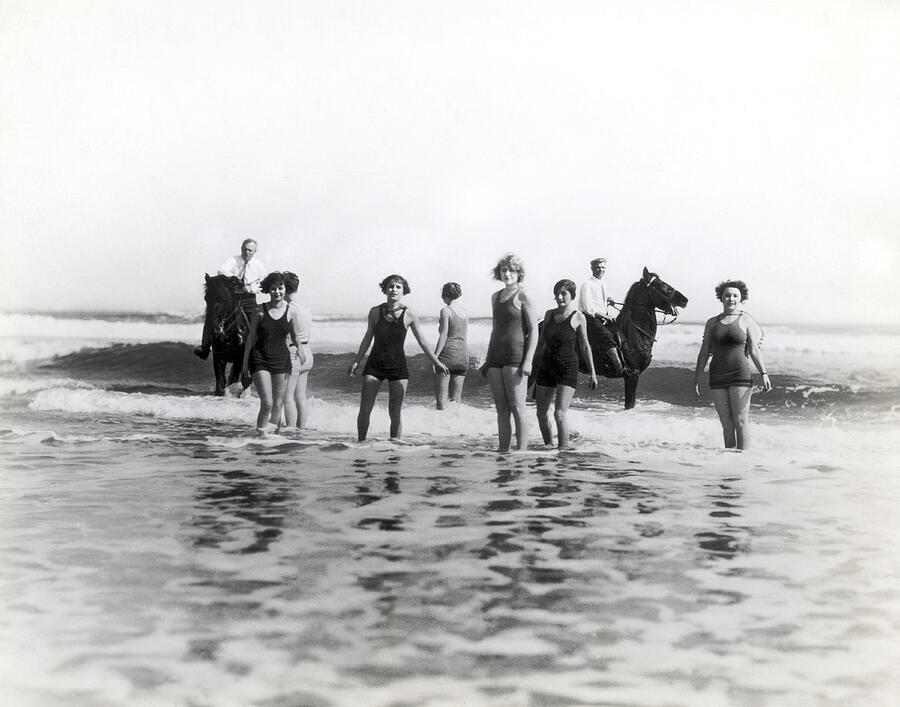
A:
[480,253,539,452]
[534,279,598,449]
[694,280,771,450]
[282,271,313,430]
[433,282,468,409]
[349,275,449,442]
[242,271,301,436]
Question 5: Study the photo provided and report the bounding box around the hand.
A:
[761,373,772,392]
[589,374,598,390]
[241,371,252,388]
[694,382,701,396]
[518,365,531,378]
[349,361,359,377]
[434,361,449,376]
[607,297,615,306]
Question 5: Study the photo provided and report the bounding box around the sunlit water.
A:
[1,313,898,705]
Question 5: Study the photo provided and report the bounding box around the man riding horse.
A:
[578,257,624,378]
[194,238,267,360]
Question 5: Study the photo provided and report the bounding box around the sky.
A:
[1,0,898,324]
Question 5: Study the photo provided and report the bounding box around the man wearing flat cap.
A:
[578,258,623,377]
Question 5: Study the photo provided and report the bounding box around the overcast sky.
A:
[2,1,898,324]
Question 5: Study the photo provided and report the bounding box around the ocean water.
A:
[0,311,898,706]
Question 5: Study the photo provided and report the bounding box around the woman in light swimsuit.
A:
[242,271,301,436]
[349,275,449,442]
[480,253,539,452]
[694,280,771,450]
[282,271,313,430]
[534,279,598,449]
[433,282,468,409]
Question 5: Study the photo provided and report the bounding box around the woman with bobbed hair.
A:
[349,274,449,441]
[433,281,469,409]
[534,279,598,449]
[694,279,771,450]
[241,271,301,436]
[480,253,539,452]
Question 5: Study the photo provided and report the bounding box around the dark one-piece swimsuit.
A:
[363,304,409,381]
[250,304,292,375]
[708,315,753,389]
[536,311,579,389]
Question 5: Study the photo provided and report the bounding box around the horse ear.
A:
[643,267,650,280]
[205,273,211,283]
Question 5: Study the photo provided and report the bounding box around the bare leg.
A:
[267,373,289,427]
[729,386,753,450]
[710,388,737,448]
[535,384,555,445]
[283,374,299,427]
[448,373,465,403]
[253,370,274,431]
[357,375,382,442]
[501,365,530,451]
[487,367,512,451]
[554,385,576,448]
[295,371,310,428]
[387,379,408,439]
[433,370,450,410]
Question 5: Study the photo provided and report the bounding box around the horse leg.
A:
[623,372,639,410]
[213,353,226,396]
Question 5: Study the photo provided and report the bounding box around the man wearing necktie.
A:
[578,257,624,378]
[194,238,268,359]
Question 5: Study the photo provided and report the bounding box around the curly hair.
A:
[441,282,462,300]
[260,271,286,292]
[553,279,576,299]
[492,253,525,282]
[380,274,411,295]
[715,280,749,302]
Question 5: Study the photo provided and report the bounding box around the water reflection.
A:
[190,468,293,554]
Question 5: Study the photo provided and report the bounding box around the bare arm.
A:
[519,291,539,377]
[241,307,261,381]
[574,311,598,389]
[480,292,499,376]
[434,307,451,356]
[349,307,378,376]
[694,318,714,395]
[744,316,771,391]
[407,310,448,374]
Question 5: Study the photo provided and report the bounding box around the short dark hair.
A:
[441,282,462,300]
[715,280,749,302]
[260,271,285,292]
[283,271,299,295]
[380,274,411,294]
[553,279,576,299]
[241,238,257,248]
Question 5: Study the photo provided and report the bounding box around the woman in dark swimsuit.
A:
[242,271,301,436]
[433,282,469,409]
[534,279,598,449]
[479,253,539,452]
[349,275,448,442]
[694,280,771,450]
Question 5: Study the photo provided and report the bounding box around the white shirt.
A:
[578,276,611,318]
[218,255,268,293]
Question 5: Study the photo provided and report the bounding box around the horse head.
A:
[642,266,688,316]
[204,274,247,348]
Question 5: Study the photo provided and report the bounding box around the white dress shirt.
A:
[578,276,611,318]
[218,255,268,293]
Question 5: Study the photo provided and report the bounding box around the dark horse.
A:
[202,274,254,396]
[588,267,688,409]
